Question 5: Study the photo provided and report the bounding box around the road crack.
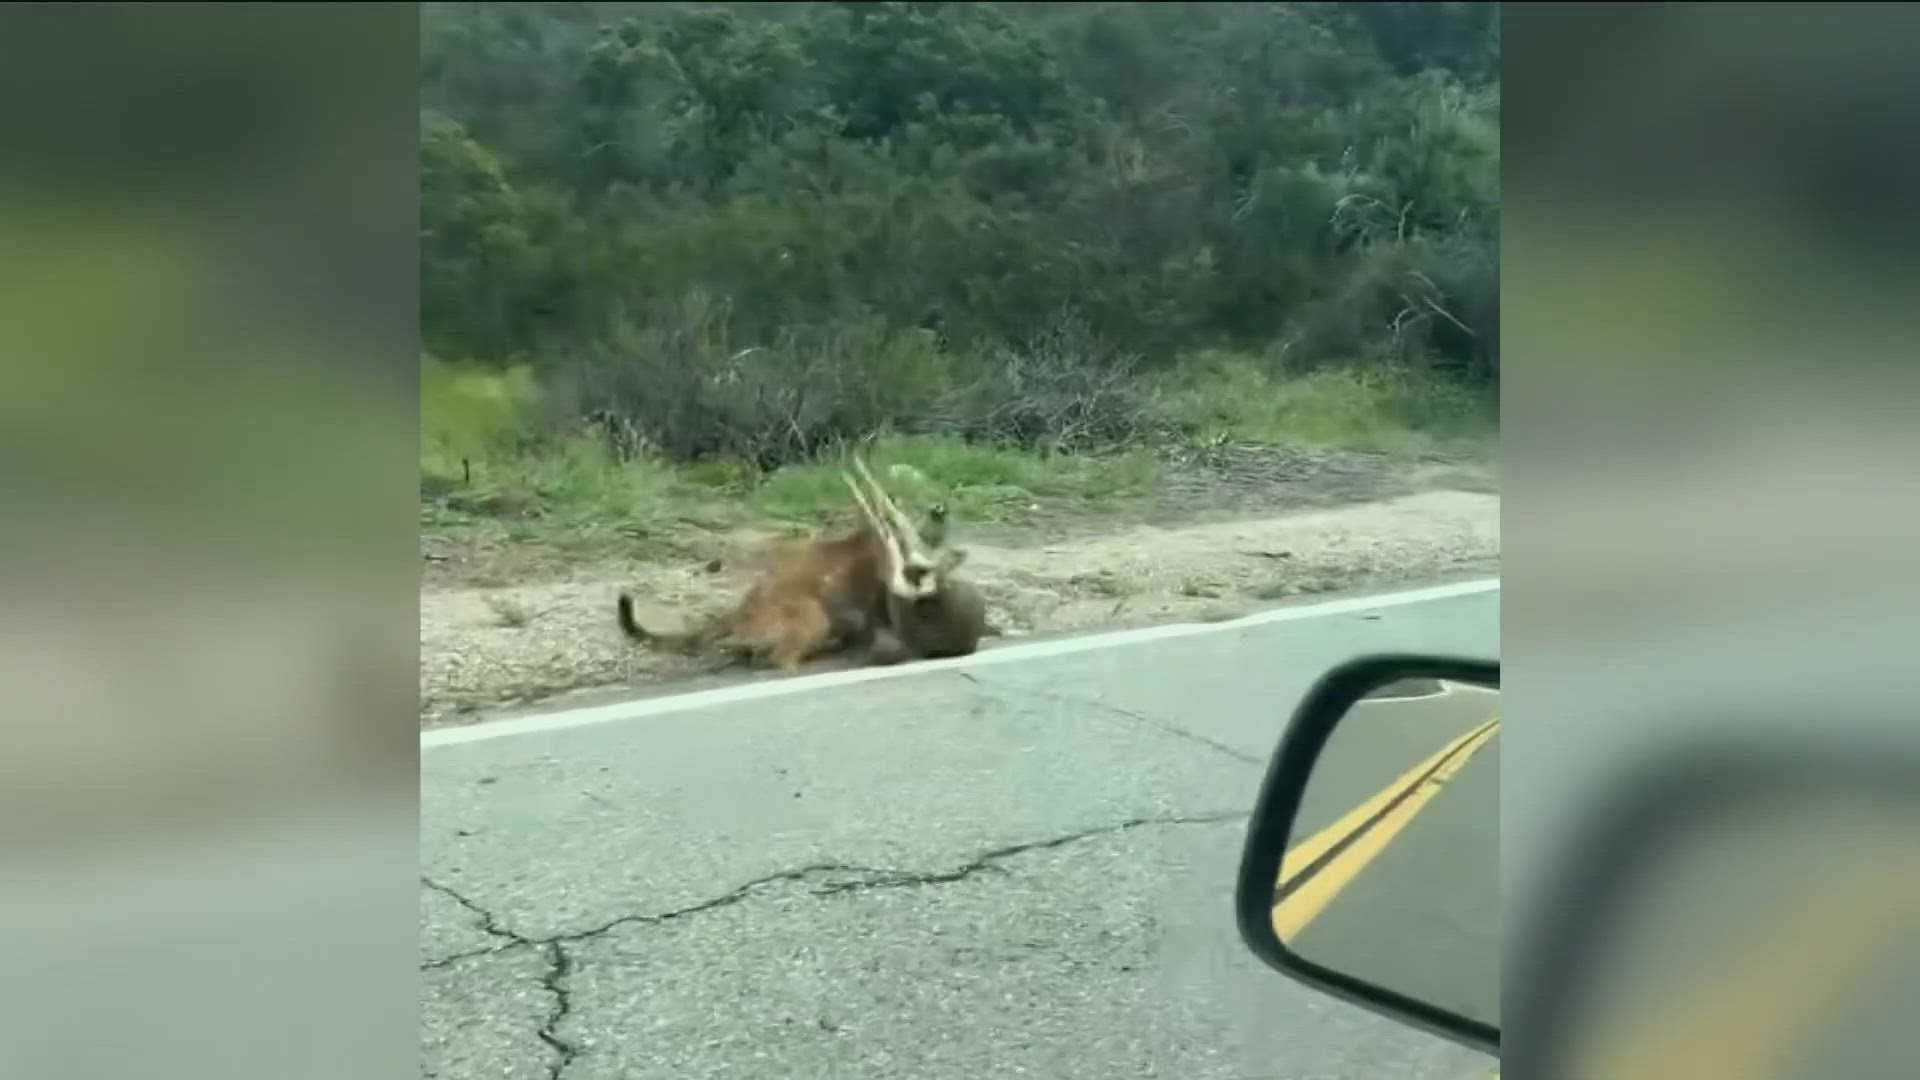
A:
[424,879,582,1079]
[423,814,1250,1075]
[537,941,578,1080]
[523,817,1254,940]
[1088,701,1266,766]
[422,875,537,966]
[425,817,1250,961]
[969,678,1266,766]
[813,811,1252,894]
[546,861,906,945]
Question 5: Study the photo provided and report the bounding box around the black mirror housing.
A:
[1235,653,1501,1056]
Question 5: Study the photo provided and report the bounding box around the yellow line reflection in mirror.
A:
[1273,716,1500,940]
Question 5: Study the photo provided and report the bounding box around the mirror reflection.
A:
[1272,675,1500,1028]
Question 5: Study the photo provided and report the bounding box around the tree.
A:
[418,1,1501,379]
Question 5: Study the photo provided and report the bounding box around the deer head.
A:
[842,456,963,601]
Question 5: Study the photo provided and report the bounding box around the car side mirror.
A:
[1235,654,1501,1056]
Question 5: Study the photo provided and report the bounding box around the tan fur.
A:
[617,519,889,673]
[616,457,983,673]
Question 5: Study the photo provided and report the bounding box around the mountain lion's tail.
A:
[616,592,655,644]
[617,592,712,655]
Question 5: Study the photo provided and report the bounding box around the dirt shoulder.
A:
[420,446,1500,728]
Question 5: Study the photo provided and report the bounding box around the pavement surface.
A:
[421,579,1501,1080]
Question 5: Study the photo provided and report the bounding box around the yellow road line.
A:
[1273,717,1500,940]
[1277,717,1499,883]
[1568,851,1919,1080]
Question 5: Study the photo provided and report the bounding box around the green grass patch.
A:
[423,355,710,550]
[424,430,688,545]
[421,355,542,476]
[419,347,1489,557]
[678,456,761,496]
[746,435,1160,524]
[422,429,1160,549]
[1154,352,1496,456]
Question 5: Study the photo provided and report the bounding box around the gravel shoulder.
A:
[420,446,1500,728]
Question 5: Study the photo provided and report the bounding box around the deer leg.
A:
[822,588,873,649]
[865,626,911,667]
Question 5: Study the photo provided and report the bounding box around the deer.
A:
[836,457,988,666]
[615,456,986,673]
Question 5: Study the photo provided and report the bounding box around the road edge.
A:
[422,577,1500,750]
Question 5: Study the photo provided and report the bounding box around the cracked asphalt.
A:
[422,583,1500,1079]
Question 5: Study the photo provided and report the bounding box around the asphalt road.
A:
[421,579,1500,1080]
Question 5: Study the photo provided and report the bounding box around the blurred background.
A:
[0,7,420,1079]
[1503,5,1920,1077]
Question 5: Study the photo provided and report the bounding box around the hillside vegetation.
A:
[420,2,1498,537]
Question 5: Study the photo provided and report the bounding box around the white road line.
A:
[1356,684,1456,704]
[1357,680,1501,705]
[422,577,1499,749]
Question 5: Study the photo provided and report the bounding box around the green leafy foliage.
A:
[420,1,1499,471]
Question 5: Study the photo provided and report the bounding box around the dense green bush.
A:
[421,1,1499,465]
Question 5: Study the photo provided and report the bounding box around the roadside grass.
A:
[420,355,1163,541]
[421,358,698,553]
[746,435,1160,524]
[420,350,1495,554]
[423,430,1161,550]
[1152,352,1497,457]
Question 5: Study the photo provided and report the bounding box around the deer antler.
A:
[852,456,930,557]
[845,455,938,600]
[842,471,886,544]
[841,468,876,524]
[843,468,907,589]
